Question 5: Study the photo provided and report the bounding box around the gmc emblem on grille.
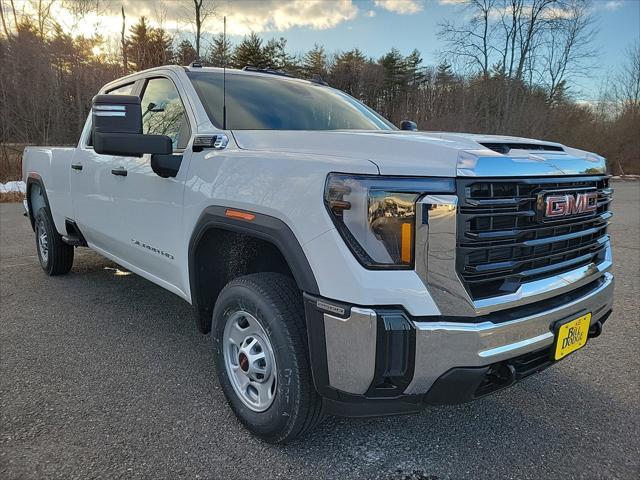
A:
[542,192,598,219]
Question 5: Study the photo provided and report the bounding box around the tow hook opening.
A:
[588,320,603,338]
[488,363,516,387]
[475,363,516,397]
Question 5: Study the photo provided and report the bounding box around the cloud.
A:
[366,10,377,18]
[13,0,359,38]
[224,0,359,34]
[604,1,623,11]
[373,0,424,15]
[438,0,466,5]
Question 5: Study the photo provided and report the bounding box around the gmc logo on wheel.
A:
[543,192,598,219]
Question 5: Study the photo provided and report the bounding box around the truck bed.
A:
[22,146,76,233]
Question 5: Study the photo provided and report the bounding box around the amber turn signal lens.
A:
[401,222,412,264]
[225,209,256,221]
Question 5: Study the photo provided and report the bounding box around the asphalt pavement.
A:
[1,181,639,480]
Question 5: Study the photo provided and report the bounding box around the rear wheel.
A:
[35,207,74,276]
[212,273,323,443]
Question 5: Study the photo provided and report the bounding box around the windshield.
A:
[188,71,394,131]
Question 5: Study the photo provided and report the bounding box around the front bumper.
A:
[304,272,614,416]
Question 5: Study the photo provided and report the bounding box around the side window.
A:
[140,77,190,151]
[106,82,135,95]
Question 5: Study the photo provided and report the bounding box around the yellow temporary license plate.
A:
[554,313,591,361]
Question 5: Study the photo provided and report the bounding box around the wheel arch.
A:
[188,206,319,334]
[25,174,49,231]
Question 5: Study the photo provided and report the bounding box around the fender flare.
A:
[25,173,50,230]
[188,206,320,333]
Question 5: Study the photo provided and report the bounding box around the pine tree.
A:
[263,37,299,73]
[405,49,425,86]
[175,39,196,65]
[207,33,232,67]
[302,43,328,78]
[232,32,265,69]
[126,17,173,71]
[148,26,173,67]
[380,48,405,92]
[127,17,152,71]
[330,49,368,97]
[435,61,455,87]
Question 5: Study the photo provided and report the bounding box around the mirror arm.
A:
[151,153,183,178]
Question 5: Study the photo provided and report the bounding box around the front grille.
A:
[457,176,612,300]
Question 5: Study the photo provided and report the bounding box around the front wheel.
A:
[212,273,323,444]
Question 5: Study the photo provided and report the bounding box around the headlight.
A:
[324,173,455,269]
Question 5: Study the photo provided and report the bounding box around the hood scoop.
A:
[481,142,564,154]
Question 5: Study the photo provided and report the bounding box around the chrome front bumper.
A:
[406,271,613,394]
[317,271,614,397]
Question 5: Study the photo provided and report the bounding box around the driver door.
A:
[113,75,193,296]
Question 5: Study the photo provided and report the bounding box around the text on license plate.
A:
[554,313,591,361]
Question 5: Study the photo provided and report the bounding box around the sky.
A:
[9,0,640,100]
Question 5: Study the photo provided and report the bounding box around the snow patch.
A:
[0,181,26,194]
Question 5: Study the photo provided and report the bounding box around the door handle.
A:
[111,168,127,177]
[71,163,83,171]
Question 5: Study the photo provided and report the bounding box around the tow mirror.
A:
[92,95,172,157]
[400,120,417,131]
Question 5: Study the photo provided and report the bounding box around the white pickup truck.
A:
[22,64,614,443]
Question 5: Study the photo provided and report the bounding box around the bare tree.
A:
[182,0,217,59]
[0,1,11,38]
[121,5,127,73]
[62,0,108,32]
[9,0,18,29]
[62,0,101,18]
[439,1,596,109]
[542,0,597,103]
[497,0,523,78]
[513,0,555,80]
[30,0,56,37]
[438,0,497,77]
[614,41,640,116]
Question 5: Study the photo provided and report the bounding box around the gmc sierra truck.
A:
[22,64,614,443]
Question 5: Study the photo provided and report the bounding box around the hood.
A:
[231,130,607,177]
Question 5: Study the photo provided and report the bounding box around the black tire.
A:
[212,273,323,444]
[34,207,74,276]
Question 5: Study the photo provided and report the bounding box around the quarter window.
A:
[140,77,190,150]
[106,82,135,95]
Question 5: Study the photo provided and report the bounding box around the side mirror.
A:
[92,95,172,157]
[400,120,418,131]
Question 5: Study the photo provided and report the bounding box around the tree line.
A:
[0,0,638,174]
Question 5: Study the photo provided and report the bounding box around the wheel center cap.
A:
[238,352,249,372]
